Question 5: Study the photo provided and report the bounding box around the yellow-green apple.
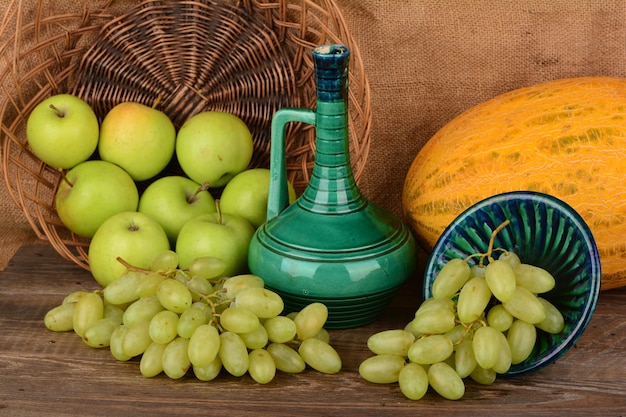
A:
[26,93,99,169]
[175,111,253,187]
[88,211,170,287]
[138,175,217,245]
[219,168,297,229]
[98,101,176,181]
[175,211,255,277]
[55,160,139,238]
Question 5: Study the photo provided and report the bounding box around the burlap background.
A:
[3,0,626,271]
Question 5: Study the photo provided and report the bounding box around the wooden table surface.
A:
[1,243,625,417]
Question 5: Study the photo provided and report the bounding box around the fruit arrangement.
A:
[26,93,296,287]
[358,221,565,400]
[44,249,341,382]
[33,91,339,384]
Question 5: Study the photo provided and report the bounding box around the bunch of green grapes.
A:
[43,250,341,383]
[359,220,565,400]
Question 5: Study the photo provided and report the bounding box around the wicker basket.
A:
[0,0,371,271]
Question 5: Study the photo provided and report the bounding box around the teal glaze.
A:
[247,44,418,329]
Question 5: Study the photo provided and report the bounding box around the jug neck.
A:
[300,44,366,214]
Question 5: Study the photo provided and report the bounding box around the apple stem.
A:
[152,96,162,109]
[49,103,65,118]
[215,199,223,225]
[58,168,73,187]
[188,181,211,203]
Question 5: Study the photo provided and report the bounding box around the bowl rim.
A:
[422,190,602,375]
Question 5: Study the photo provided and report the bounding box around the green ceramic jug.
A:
[247,44,417,329]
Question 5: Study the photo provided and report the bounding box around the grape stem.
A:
[463,219,511,266]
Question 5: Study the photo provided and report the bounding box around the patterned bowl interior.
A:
[422,191,601,376]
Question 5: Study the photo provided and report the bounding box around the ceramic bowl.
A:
[422,191,601,376]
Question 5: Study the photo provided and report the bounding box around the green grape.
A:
[358,354,406,384]
[162,337,191,379]
[266,343,306,374]
[410,306,456,334]
[186,276,213,301]
[239,322,269,350]
[73,292,104,338]
[139,341,167,378]
[102,271,144,305]
[498,250,521,268]
[187,256,226,280]
[248,349,276,384]
[221,274,265,299]
[507,319,537,364]
[135,272,165,298]
[234,287,284,319]
[156,278,193,314]
[445,324,471,345]
[492,330,512,374]
[312,328,331,344]
[535,297,565,334]
[149,310,179,344]
[62,290,90,305]
[469,365,496,385]
[193,355,223,381]
[177,303,210,339]
[150,249,179,272]
[398,362,429,400]
[454,337,477,378]
[121,320,151,357]
[103,302,126,323]
[404,320,422,338]
[109,324,132,361]
[470,264,486,278]
[428,362,465,400]
[472,326,501,370]
[408,334,453,365]
[502,286,546,324]
[514,263,556,294]
[44,303,76,332]
[82,317,120,348]
[485,259,517,303]
[486,304,514,332]
[293,302,328,340]
[431,258,471,299]
[298,338,342,374]
[415,297,454,316]
[219,306,260,334]
[264,315,297,344]
[457,277,491,324]
[219,331,249,377]
[122,296,164,327]
[187,323,221,368]
[367,329,415,357]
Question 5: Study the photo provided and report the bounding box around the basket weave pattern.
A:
[0,0,371,270]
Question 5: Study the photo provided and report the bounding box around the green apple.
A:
[175,111,253,187]
[219,168,297,229]
[175,211,255,277]
[55,160,139,238]
[138,175,217,245]
[26,93,99,169]
[98,101,176,181]
[88,211,170,287]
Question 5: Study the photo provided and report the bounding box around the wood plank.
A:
[1,244,625,416]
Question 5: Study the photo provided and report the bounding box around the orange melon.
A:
[403,76,626,290]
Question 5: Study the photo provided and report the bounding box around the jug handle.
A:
[267,108,316,223]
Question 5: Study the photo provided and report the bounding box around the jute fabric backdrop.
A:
[2,0,626,270]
